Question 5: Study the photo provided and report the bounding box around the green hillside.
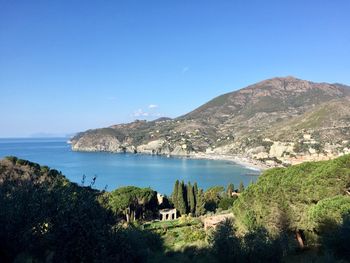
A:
[233,154,350,246]
[71,77,350,167]
[1,156,350,262]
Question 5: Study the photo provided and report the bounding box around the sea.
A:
[0,138,260,195]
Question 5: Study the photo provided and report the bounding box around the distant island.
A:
[71,76,350,169]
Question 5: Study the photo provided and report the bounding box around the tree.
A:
[109,186,157,222]
[177,181,187,215]
[227,183,235,197]
[186,181,191,212]
[320,215,350,260]
[308,195,350,232]
[0,157,164,262]
[172,180,179,209]
[204,186,224,212]
[193,182,198,213]
[219,197,236,210]
[210,218,241,262]
[238,181,245,193]
[233,154,350,246]
[241,227,285,263]
[187,182,195,214]
[195,189,206,216]
[193,182,199,197]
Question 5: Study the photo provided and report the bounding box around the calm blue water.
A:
[0,138,259,194]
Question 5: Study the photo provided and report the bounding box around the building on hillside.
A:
[159,208,177,221]
[231,190,241,197]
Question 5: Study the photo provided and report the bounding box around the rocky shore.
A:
[70,136,267,171]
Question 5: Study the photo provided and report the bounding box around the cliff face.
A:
[71,76,350,167]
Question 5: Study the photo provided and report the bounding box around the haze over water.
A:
[0,138,259,194]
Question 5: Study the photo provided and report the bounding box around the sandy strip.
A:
[189,153,269,171]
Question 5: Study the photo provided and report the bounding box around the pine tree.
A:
[177,180,187,215]
[195,189,206,216]
[187,182,195,214]
[172,180,179,209]
[227,183,234,197]
[239,181,245,193]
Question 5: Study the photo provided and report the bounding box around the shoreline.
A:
[189,153,268,171]
[69,144,268,171]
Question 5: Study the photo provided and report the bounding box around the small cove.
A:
[0,138,260,194]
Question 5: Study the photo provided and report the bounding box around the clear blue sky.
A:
[0,0,349,137]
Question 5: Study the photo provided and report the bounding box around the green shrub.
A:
[218,197,236,210]
[233,155,350,244]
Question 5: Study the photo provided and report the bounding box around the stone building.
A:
[159,208,177,221]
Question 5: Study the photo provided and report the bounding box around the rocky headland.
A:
[71,76,350,168]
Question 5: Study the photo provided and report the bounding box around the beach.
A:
[190,152,269,171]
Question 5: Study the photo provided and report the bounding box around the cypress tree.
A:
[187,182,191,213]
[193,182,198,214]
[182,181,188,212]
[187,182,195,214]
[172,180,179,209]
[181,181,189,213]
[227,183,234,197]
[177,181,187,215]
[193,182,198,197]
[195,189,205,216]
[239,181,245,193]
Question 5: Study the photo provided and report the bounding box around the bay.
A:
[0,138,259,195]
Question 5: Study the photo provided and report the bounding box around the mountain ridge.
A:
[71,76,350,167]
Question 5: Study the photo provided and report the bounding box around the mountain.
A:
[71,76,350,167]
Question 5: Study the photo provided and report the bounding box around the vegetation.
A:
[1,155,350,262]
[0,157,162,262]
[233,155,350,250]
[218,196,237,210]
[195,189,206,216]
[108,186,158,222]
[209,219,288,263]
[171,181,238,216]
[238,181,245,193]
[144,217,201,231]
[177,181,187,215]
[227,183,234,197]
[187,182,195,214]
[172,180,179,210]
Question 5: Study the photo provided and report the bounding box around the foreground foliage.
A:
[233,154,350,260]
[0,157,162,262]
[1,155,350,262]
[210,218,289,263]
